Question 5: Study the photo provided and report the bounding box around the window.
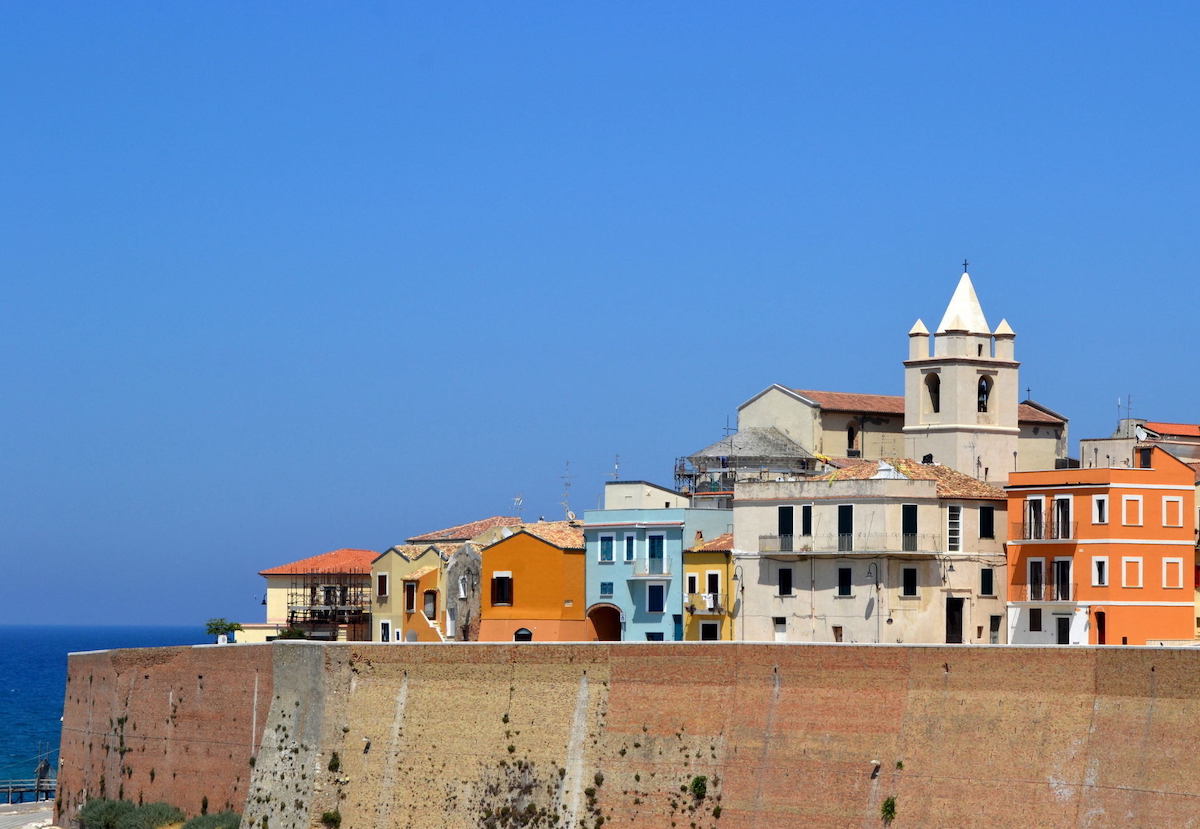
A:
[1163,497,1184,527]
[423,590,437,620]
[1092,495,1108,525]
[979,506,995,540]
[801,504,813,536]
[514,628,533,642]
[847,423,859,455]
[1163,558,1185,589]
[902,567,918,597]
[1139,448,1153,468]
[647,535,665,575]
[379,620,391,642]
[376,573,389,598]
[1122,557,1143,588]
[647,583,665,613]
[686,573,698,594]
[1029,608,1043,632]
[1029,559,1045,601]
[1026,498,1044,539]
[404,582,417,614]
[778,567,794,596]
[599,535,614,563]
[948,505,962,552]
[832,625,844,642]
[837,567,852,597]
[778,506,794,551]
[1122,495,1143,526]
[491,573,513,605]
[838,505,853,551]
[980,568,994,597]
[925,373,940,413]
[977,375,993,413]
[623,535,636,562]
[458,576,467,600]
[600,581,614,598]
[989,616,1001,644]
[700,622,720,641]
[902,504,918,551]
[645,632,665,641]
[1053,559,1071,600]
[1053,497,1072,539]
[1092,557,1108,587]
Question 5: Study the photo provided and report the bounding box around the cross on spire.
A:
[962,259,969,273]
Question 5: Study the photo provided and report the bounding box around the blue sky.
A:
[2,3,1197,625]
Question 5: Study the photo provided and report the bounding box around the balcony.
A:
[1014,581,1077,602]
[685,592,725,615]
[758,532,942,554]
[629,557,670,578]
[1013,518,1078,541]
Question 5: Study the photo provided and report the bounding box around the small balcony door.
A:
[945,597,964,644]
[648,535,665,575]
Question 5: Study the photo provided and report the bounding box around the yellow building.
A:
[683,533,734,640]
[240,548,377,643]
[372,544,450,643]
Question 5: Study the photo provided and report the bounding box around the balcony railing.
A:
[1013,518,1078,541]
[630,557,670,578]
[686,592,724,614]
[1013,581,1077,602]
[758,532,942,554]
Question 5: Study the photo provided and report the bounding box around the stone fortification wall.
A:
[61,643,1200,828]
[57,644,273,823]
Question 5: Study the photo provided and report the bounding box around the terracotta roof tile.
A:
[793,388,1065,425]
[260,548,377,576]
[690,532,733,552]
[408,515,522,543]
[814,458,1005,500]
[492,521,585,550]
[1146,422,1200,438]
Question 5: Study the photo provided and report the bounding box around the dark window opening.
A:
[832,625,843,642]
[801,504,812,536]
[778,567,793,596]
[514,628,533,642]
[1029,608,1043,632]
[902,567,918,597]
[777,506,794,552]
[902,504,918,551]
[423,590,437,620]
[980,568,994,596]
[980,506,995,539]
[647,583,665,613]
[491,576,513,606]
[837,567,852,597]
[404,582,417,614]
[926,374,941,413]
[838,505,853,552]
[978,376,993,413]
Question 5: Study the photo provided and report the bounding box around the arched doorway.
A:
[587,604,622,641]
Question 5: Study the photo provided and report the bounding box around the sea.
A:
[0,625,207,780]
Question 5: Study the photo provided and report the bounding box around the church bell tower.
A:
[902,267,1019,481]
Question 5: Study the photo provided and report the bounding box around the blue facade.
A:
[583,507,731,641]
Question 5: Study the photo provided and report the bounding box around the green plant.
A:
[881,796,896,824]
[182,814,241,829]
[276,626,308,639]
[895,760,904,770]
[204,618,243,642]
[114,802,185,829]
[689,775,708,799]
[328,752,341,772]
[320,810,342,828]
[79,799,135,829]
[712,805,722,818]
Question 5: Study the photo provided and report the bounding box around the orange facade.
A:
[477,526,589,642]
[1007,447,1196,645]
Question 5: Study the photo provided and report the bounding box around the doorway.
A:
[945,597,964,644]
[1095,611,1106,645]
[1055,616,1070,645]
[586,605,622,641]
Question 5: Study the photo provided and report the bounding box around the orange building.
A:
[478,521,588,642]
[1006,446,1196,645]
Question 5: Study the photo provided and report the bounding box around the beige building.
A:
[241,548,377,643]
[731,459,1007,644]
[679,270,1068,493]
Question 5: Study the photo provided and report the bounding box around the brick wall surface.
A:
[58,642,1200,828]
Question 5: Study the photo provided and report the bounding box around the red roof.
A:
[1146,422,1200,438]
[407,515,522,543]
[794,388,1065,425]
[690,532,733,553]
[260,548,377,576]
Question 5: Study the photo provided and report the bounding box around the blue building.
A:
[583,481,731,641]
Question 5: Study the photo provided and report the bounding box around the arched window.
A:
[925,374,940,414]
[514,628,533,642]
[978,376,993,413]
[846,423,859,454]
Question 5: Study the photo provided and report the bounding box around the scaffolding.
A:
[284,569,372,641]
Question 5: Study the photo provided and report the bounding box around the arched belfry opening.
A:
[925,373,941,414]
[978,375,994,413]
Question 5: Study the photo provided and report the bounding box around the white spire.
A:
[936,272,991,334]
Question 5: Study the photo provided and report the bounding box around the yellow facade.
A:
[683,537,734,641]
[372,544,451,642]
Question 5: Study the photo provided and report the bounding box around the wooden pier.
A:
[0,778,55,805]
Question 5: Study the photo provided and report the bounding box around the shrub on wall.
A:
[79,799,135,829]
[182,813,242,829]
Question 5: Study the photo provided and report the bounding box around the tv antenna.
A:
[560,461,574,520]
[611,454,621,480]
[512,493,524,521]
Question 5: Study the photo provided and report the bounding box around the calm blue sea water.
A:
[0,625,206,779]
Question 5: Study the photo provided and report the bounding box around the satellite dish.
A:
[566,510,577,521]
[1134,425,1148,442]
